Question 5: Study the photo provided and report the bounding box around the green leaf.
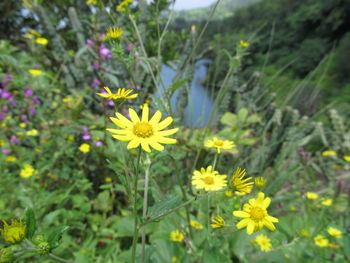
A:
[221,112,237,126]
[47,226,69,249]
[167,76,192,98]
[237,108,248,122]
[25,208,36,239]
[147,195,182,218]
[344,235,350,259]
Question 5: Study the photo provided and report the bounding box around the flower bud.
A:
[36,241,50,255]
[0,247,14,263]
[0,219,26,244]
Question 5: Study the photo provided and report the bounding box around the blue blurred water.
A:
[158,59,213,128]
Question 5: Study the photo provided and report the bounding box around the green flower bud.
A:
[36,242,50,255]
[0,248,14,263]
[33,234,46,245]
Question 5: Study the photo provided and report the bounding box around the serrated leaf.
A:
[221,112,237,126]
[25,208,36,239]
[47,226,69,249]
[147,195,182,218]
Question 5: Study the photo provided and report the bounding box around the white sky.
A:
[147,0,218,10]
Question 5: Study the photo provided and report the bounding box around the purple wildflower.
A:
[4,75,13,81]
[10,135,20,144]
[25,88,34,97]
[86,39,95,46]
[95,141,103,147]
[2,149,11,155]
[91,79,101,88]
[92,62,100,70]
[99,44,112,58]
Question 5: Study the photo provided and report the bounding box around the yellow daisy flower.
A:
[35,37,48,45]
[97,87,138,103]
[192,166,227,191]
[0,219,26,244]
[204,137,235,153]
[107,104,178,152]
[210,215,225,229]
[230,168,254,195]
[26,129,38,136]
[255,176,267,188]
[344,155,350,162]
[86,0,98,5]
[321,198,333,206]
[28,69,42,76]
[239,40,249,48]
[170,230,184,242]
[20,164,35,178]
[79,143,90,153]
[254,234,272,252]
[5,156,17,162]
[314,235,329,247]
[322,150,336,156]
[190,220,203,230]
[327,227,342,238]
[306,192,318,200]
[106,27,124,39]
[233,192,279,235]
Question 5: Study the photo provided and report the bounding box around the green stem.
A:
[48,253,74,263]
[131,147,142,263]
[212,153,219,170]
[141,157,151,263]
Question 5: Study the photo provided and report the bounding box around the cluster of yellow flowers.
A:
[23,29,48,46]
[322,149,350,162]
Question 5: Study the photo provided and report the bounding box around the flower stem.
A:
[131,147,142,263]
[141,156,151,263]
[212,153,219,170]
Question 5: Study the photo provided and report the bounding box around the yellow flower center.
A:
[250,207,265,220]
[133,122,153,138]
[201,176,214,185]
[214,140,224,147]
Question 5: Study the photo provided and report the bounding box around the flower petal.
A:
[155,116,173,131]
[156,137,177,144]
[127,139,141,149]
[149,111,162,125]
[233,211,250,218]
[129,108,140,123]
[110,117,130,129]
[112,135,131,141]
[157,128,179,137]
[149,140,165,151]
[115,112,133,127]
[263,219,276,231]
[141,141,151,152]
[141,105,149,122]
[247,221,255,235]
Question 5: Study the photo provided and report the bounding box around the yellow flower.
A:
[322,150,336,156]
[67,135,75,141]
[328,243,340,249]
[0,219,26,244]
[171,256,178,263]
[327,227,342,238]
[19,123,27,128]
[106,27,124,39]
[105,177,112,183]
[97,87,138,103]
[306,192,318,200]
[233,192,279,235]
[321,198,333,206]
[170,230,184,242]
[239,40,249,48]
[23,33,34,39]
[289,206,296,212]
[204,137,235,154]
[299,229,310,237]
[28,69,42,76]
[28,29,41,37]
[344,155,350,162]
[107,104,178,152]
[86,0,98,5]
[5,156,17,162]
[20,164,35,178]
[190,220,203,230]
[255,177,267,188]
[314,235,329,247]
[16,132,24,137]
[254,234,272,252]
[224,190,233,197]
[79,143,90,153]
[26,129,38,136]
[192,166,227,191]
[116,0,133,12]
[210,215,225,229]
[0,140,4,146]
[63,96,72,103]
[35,37,48,45]
[230,168,254,195]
